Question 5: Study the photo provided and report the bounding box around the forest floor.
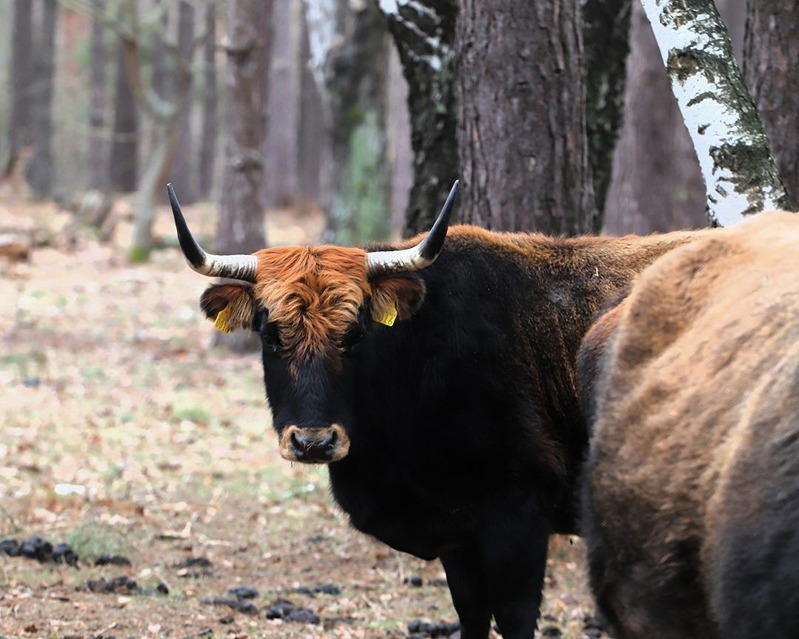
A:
[0,198,607,639]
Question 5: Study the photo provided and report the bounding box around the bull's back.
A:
[582,211,799,639]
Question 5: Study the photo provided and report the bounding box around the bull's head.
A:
[169,182,458,464]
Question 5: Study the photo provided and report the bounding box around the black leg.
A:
[479,496,550,639]
[440,547,492,639]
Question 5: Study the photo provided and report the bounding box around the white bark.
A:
[640,0,789,226]
[301,0,338,204]
[302,0,339,89]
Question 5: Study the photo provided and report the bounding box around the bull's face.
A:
[197,247,426,463]
[168,182,458,464]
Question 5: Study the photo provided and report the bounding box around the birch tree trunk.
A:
[640,0,789,225]
[377,0,458,237]
[744,0,799,207]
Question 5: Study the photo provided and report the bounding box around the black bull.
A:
[169,183,710,638]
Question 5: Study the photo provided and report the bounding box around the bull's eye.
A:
[341,321,365,351]
[255,311,281,351]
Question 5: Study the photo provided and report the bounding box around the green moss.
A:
[127,245,151,264]
[333,110,391,245]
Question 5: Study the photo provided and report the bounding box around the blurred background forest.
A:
[2,0,796,269]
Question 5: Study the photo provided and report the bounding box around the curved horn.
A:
[167,183,258,282]
[366,180,459,277]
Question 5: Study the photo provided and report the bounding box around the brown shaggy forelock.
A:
[253,246,370,366]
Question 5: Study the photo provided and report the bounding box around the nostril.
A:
[290,430,304,451]
[325,430,337,450]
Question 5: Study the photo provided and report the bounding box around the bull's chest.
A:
[327,459,472,561]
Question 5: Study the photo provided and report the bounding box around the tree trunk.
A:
[265,0,303,207]
[583,0,632,220]
[89,0,109,192]
[457,0,595,234]
[604,0,706,234]
[217,0,272,255]
[303,0,392,244]
[327,1,392,244]
[378,0,459,237]
[296,2,323,206]
[640,0,789,225]
[128,27,189,260]
[720,0,746,62]
[215,0,272,352]
[171,1,196,203]
[6,0,34,177]
[744,0,799,207]
[27,0,59,198]
[386,45,412,237]
[151,0,170,100]
[109,21,139,193]
[198,3,218,201]
[119,0,191,261]
[132,122,180,258]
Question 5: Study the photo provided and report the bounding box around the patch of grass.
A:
[65,523,131,563]
[127,245,151,264]
[173,405,212,424]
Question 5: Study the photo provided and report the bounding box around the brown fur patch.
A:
[200,284,256,331]
[252,246,370,366]
[370,275,426,322]
[581,211,799,638]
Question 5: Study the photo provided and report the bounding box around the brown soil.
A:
[0,199,604,639]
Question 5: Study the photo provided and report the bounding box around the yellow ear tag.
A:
[374,301,398,327]
[214,306,232,333]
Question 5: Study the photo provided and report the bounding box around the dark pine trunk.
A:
[456,0,596,234]
[172,1,196,203]
[380,1,459,237]
[89,0,109,192]
[744,0,799,207]
[6,0,34,176]
[27,0,59,198]
[217,0,272,254]
[109,25,139,193]
[198,3,218,200]
[604,0,706,233]
[582,0,632,222]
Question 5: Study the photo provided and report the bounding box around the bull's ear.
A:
[369,275,426,326]
[199,283,257,332]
